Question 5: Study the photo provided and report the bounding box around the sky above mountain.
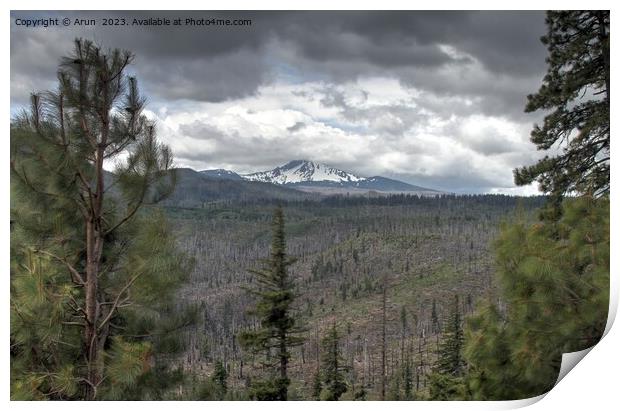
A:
[10,10,550,194]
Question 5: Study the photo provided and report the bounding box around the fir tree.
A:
[515,11,610,200]
[10,39,193,400]
[403,354,414,400]
[311,370,322,400]
[435,295,465,376]
[239,207,304,400]
[210,360,228,400]
[428,295,466,400]
[319,323,348,401]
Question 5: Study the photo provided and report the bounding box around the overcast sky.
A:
[11,10,550,194]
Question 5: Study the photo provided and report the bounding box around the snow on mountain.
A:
[243,160,364,185]
[199,160,440,194]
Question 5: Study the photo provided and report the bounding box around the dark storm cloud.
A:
[10,10,549,193]
[11,10,546,109]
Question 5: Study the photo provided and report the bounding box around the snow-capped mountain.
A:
[198,160,439,195]
[239,160,439,194]
[243,160,363,185]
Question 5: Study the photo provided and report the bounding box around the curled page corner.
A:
[546,294,618,397]
[492,347,598,410]
[503,300,617,409]
[554,347,595,386]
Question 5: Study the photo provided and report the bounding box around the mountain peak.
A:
[199,160,439,194]
[243,160,363,185]
[282,159,308,168]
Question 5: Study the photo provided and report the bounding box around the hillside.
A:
[166,194,545,399]
[160,168,315,207]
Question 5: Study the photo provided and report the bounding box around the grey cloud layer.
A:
[11,10,548,194]
[11,11,546,106]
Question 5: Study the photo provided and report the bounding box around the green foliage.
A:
[353,385,367,401]
[464,196,609,400]
[103,337,152,399]
[403,356,414,400]
[428,373,467,401]
[428,295,466,400]
[239,207,304,400]
[247,377,290,400]
[10,39,193,400]
[434,295,465,376]
[386,372,402,400]
[211,361,228,399]
[192,361,230,401]
[319,324,348,400]
[311,370,322,400]
[515,11,610,199]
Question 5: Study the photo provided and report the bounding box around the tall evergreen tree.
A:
[319,323,348,401]
[435,295,465,376]
[311,369,323,400]
[461,11,611,401]
[464,196,609,399]
[515,11,610,200]
[403,354,414,400]
[428,295,467,400]
[10,39,193,400]
[210,360,228,399]
[239,207,304,400]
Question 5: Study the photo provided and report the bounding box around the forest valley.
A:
[10,11,609,401]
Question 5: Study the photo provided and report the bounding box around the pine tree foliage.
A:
[428,295,467,400]
[239,207,305,400]
[319,323,348,401]
[460,12,610,401]
[204,360,229,400]
[10,39,194,400]
[311,369,322,400]
[515,11,610,199]
[434,295,465,376]
[403,357,415,400]
[464,196,609,400]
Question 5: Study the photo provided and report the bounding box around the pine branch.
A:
[34,249,85,286]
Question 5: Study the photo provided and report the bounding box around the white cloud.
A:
[143,76,543,193]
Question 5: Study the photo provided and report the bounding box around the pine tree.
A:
[428,295,467,400]
[210,360,228,399]
[10,39,193,400]
[319,323,348,401]
[464,196,609,399]
[435,295,465,376]
[311,369,322,400]
[462,12,610,400]
[239,207,304,400]
[403,355,414,400]
[514,11,610,200]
